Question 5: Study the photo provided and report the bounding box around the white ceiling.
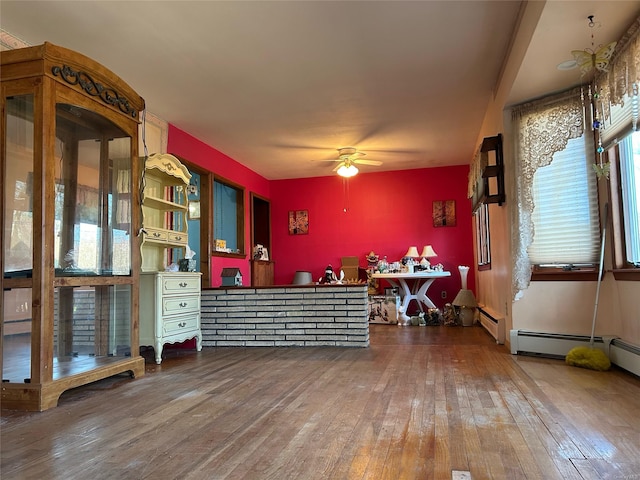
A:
[1,1,639,180]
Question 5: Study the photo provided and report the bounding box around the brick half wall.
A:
[201,285,369,347]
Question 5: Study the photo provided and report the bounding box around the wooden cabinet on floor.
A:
[251,260,275,286]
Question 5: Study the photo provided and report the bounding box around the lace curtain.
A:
[510,89,584,300]
[598,16,640,123]
[510,16,640,300]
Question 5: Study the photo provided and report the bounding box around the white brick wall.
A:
[201,285,369,347]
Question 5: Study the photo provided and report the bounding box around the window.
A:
[528,134,600,267]
[609,130,640,278]
[475,203,491,270]
[213,177,245,257]
[512,88,601,298]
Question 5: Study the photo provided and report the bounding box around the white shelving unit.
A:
[139,153,202,363]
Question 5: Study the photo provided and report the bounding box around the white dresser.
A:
[139,271,202,364]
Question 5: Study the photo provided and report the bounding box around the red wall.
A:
[167,125,475,307]
[167,125,271,286]
[270,166,475,309]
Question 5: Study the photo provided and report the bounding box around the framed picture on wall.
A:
[288,210,309,235]
[188,201,201,219]
[433,200,456,227]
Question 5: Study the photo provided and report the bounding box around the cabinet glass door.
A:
[54,104,132,276]
[3,94,35,383]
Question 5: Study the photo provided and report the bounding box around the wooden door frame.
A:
[177,158,211,288]
[250,192,272,258]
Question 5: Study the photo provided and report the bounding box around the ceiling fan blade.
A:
[354,159,382,166]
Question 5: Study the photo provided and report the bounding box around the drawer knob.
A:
[179,302,187,308]
[153,232,161,238]
[175,236,182,240]
[179,282,187,287]
[178,322,186,328]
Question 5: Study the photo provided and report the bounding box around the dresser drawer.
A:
[162,294,200,315]
[161,274,200,294]
[144,227,168,242]
[162,313,200,336]
[167,231,187,244]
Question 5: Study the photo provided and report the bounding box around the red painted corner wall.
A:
[167,125,271,286]
[167,124,475,307]
[270,166,475,309]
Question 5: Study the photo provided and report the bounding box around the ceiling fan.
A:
[326,147,383,177]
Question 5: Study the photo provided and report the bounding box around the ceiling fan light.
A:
[337,164,358,177]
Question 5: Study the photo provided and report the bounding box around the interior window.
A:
[213,177,245,256]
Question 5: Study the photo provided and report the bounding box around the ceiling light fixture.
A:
[337,163,358,178]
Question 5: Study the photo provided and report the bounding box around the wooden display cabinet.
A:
[1,42,146,411]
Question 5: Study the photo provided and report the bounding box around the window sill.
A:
[531,267,598,281]
[612,268,640,281]
[212,251,246,260]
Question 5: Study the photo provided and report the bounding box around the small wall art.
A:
[288,209,309,235]
[433,200,456,227]
[188,201,201,219]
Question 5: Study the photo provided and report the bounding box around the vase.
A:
[458,265,470,289]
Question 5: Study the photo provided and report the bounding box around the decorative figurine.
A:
[443,303,458,326]
[320,264,338,284]
[366,251,379,268]
[398,306,411,326]
[410,312,426,326]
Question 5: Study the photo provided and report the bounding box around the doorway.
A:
[250,193,271,259]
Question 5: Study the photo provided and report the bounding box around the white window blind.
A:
[601,91,639,146]
[527,133,600,265]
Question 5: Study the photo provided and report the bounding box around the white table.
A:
[372,271,451,314]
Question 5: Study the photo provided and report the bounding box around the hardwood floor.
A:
[2,324,640,479]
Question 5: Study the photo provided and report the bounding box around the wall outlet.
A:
[441,290,447,299]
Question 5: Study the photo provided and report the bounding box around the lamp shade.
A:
[452,289,478,307]
[420,245,437,258]
[405,246,419,258]
[337,164,358,178]
[292,271,313,285]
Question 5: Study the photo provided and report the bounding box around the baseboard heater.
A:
[609,339,640,377]
[510,330,640,377]
[478,307,505,344]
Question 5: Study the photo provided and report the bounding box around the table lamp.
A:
[404,246,419,272]
[452,289,478,327]
[420,245,437,269]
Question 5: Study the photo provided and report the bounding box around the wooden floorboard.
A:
[2,324,640,479]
